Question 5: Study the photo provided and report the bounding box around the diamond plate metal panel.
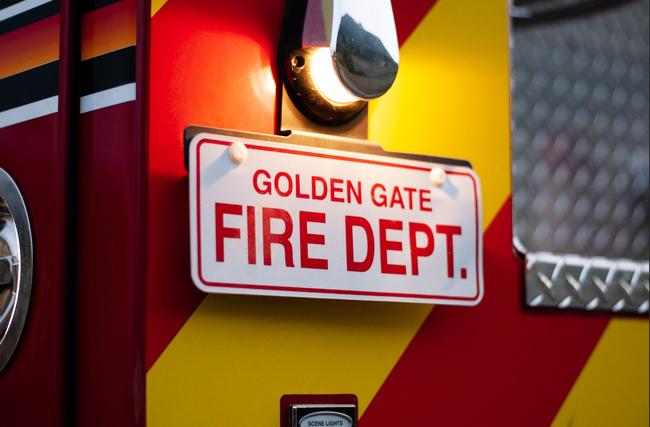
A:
[527,253,649,312]
[511,0,649,312]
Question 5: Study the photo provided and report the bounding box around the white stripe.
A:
[0,95,58,128]
[0,83,136,128]
[80,83,136,113]
[0,0,52,22]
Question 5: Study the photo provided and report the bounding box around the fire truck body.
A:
[0,0,648,426]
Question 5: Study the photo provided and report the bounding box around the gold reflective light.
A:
[310,48,360,105]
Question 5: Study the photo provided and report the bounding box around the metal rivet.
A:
[229,141,248,165]
[291,55,305,70]
[430,167,446,187]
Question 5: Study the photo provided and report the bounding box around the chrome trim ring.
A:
[0,167,33,372]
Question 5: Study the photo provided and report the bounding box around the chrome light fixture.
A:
[283,0,400,124]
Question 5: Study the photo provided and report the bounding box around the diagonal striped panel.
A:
[360,199,610,426]
[0,60,58,111]
[0,14,58,79]
[369,0,511,231]
[0,0,135,80]
[145,2,444,425]
[365,1,646,425]
[0,0,29,11]
[144,0,451,374]
[81,0,136,60]
[145,0,648,425]
[551,318,649,427]
[147,296,431,425]
[145,0,285,372]
[0,0,53,21]
[0,0,58,35]
[0,46,136,127]
[391,0,438,45]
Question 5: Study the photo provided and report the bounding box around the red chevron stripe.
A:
[392,0,439,45]
[360,199,609,426]
[146,0,440,371]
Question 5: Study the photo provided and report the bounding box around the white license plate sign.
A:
[189,132,483,305]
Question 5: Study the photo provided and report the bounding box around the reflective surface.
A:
[310,47,360,104]
[285,47,368,124]
[511,0,649,260]
[0,167,32,372]
[526,253,649,313]
[303,0,399,99]
[511,0,649,312]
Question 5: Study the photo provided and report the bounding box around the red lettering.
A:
[345,216,375,272]
[299,211,328,269]
[262,207,294,267]
[403,187,417,210]
[312,176,328,200]
[347,181,362,205]
[274,172,293,197]
[295,174,309,199]
[215,203,242,262]
[409,222,434,275]
[379,219,406,275]
[389,187,405,209]
[419,189,432,212]
[247,206,256,265]
[252,169,271,195]
[436,225,462,278]
[371,183,387,207]
[330,178,344,203]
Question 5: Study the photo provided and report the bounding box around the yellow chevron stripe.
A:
[369,0,511,229]
[150,0,166,16]
[147,296,431,425]
[147,1,510,425]
[551,318,649,427]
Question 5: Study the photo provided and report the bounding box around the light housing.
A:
[283,0,399,125]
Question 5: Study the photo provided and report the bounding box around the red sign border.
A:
[194,138,481,302]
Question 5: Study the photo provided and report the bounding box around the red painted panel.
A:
[74,101,145,426]
[73,0,147,422]
[0,115,67,426]
[146,0,286,370]
[360,199,609,427]
[0,0,75,421]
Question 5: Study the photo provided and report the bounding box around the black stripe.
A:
[80,46,135,96]
[80,0,120,13]
[0,0,120,37]
[0,45,135,112]
[0,0,59,36]
[1,0,121,16]
[0,0,23,11]
[0,0,119,14]
[0,60,57,112]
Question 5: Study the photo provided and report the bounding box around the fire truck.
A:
[0,0,648,425]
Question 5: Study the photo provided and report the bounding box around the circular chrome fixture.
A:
[283,0,400,125]
[328,0,400,100]
[0,167,33,372]
[285,47,367,125]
